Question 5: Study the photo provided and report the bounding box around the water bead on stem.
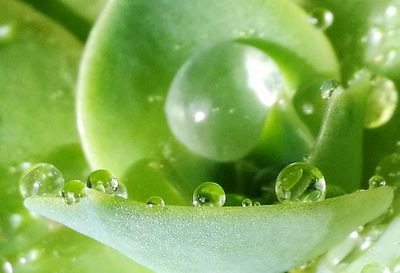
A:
[19,163,64,199]
[86,169,119,194]
[320,79,343,100]
[192,182,226,207]
[275,162,326,202]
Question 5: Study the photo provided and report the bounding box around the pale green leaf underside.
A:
[26,187,393,273]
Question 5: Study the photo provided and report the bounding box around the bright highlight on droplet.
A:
[19,163,64,199]
[275,162,326,202]
[193,182,226,207]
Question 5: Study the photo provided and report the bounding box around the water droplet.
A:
[146,196,165,208]
[365,76,398,129]
[193,182,226,207]
[376,151,400,186]
[254,201,261,206]
[361,263,391,273]
[165,42,283,161]
[87,169,119,194]
[302,103,314,115]
[2,260,13,273]
[62,179,86,204]
[369,175,387,188]
[115,183,128,199]
[241,198,253,207]
[320,79,343,100]
[275,162,326,202]
[19,163,64,199]
[309,8,334,30]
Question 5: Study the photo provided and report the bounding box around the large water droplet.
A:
[320,79,343,100]
[87,169,119,194]
[365,76,398,129]
[275,162,326,202]
[193,182,226,207]
[19,163,64,199]
[309,8,334,30]
[376,151,400,186]
[146,196,165,208]
[165,42,284,161]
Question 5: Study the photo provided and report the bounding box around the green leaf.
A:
[25,187,393,273]
[309,71,372,192]
[77,0,339,199]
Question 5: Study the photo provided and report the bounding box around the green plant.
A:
[1,0,400,272]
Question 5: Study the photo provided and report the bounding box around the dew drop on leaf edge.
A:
[192,182,226,207]
[146,196,165,208]
[86,169,119,194]
[275,162,326,203]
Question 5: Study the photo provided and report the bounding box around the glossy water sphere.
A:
[275,162,326,202]
[19,163,64,199]
[193,182,226,207]
[146,196,165,208]
[87,169,119,194]
[165,42,283,162]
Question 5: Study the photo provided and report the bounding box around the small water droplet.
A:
[308,8,334,30]
[87,169,119,194]
[62,179,86,204]
[193,182,226,207]
[254,201,261,206]
[2,260,13,273]
[115,183,128,199]
[146,196,165,208]
[275,162,326,202]
[369,175,386,188]
[241,198,253,207]
[365,76,398,129]
[320,79,343,100]
[19,163,64,199]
